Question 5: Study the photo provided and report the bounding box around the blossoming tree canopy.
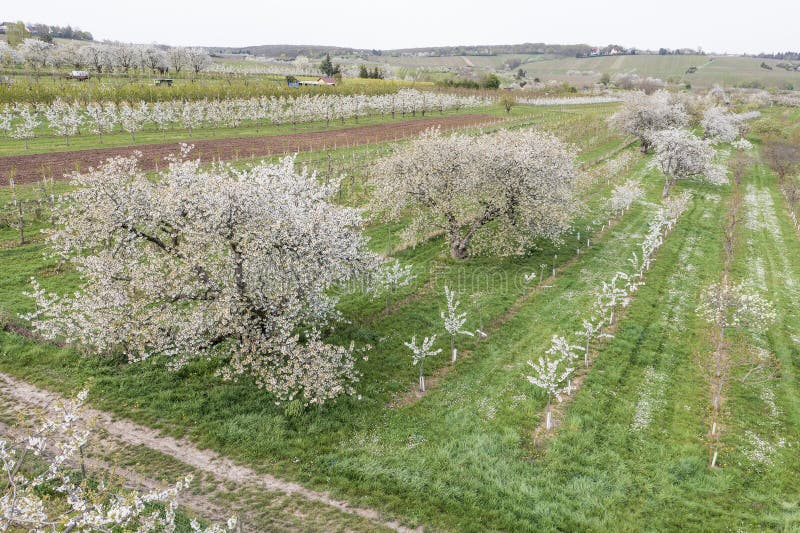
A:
[607,90,688,153]
[25,150,381,405]
[649,128,728,197]
[373,128,582,259]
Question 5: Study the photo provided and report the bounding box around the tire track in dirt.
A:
[0,371,418,532]
[0,114,499,185]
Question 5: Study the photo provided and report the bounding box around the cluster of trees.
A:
[608,89,762,197]
[24,123,584,406]
[31,22,94,41]
[608,90,689,154]
[517,96,621,106]
[319,53,341,77]
[527,193,691,430]
[17,83,771,412]
[0,89,491,147]
[390,43,593,57]
[2,21,93,45]
[610,72,667,94]
[358,65,384,79]
[404,284,481,391]
[438,74,501,90]
[0,39,212,76]
[755,51,800,61]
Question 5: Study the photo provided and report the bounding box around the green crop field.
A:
[1,93,799,531]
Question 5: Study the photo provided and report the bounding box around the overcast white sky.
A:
[4,0,798,54]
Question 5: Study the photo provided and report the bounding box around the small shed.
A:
[154,78,174,87]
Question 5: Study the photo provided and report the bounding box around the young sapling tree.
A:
[404,335,442,392]
[441,285,474,363]
[378,259,416,313]
[526,356,573,430]
[11,105,39,150]
[545,334,584,394]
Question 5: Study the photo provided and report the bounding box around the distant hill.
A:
[386,43,592,57]
[209,44,365,58]
[208,42,592,59]
[515,54,800,89]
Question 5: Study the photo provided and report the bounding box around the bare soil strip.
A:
[0,371,417,532]
[0,114,498,185]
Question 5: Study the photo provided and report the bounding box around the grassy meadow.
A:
[0,101,798,531]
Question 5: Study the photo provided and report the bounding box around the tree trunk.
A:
[16,201,25,245]
[450,335,456,363]
[662,178,672,198]
[585,338,590,368]
[419,363,425,392]
[545,398,552,430]
[449,238,469,259]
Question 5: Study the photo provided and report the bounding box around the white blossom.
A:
[697,282,777,331]
[373,128,581,258]
[10,105,40,149]
[526,356,574,430]
[377,259,416,313]
[45,98,83,146]
[649,128,728,197]
[608,90,688,153]
[609,179,644,216]
[24,151,380,406]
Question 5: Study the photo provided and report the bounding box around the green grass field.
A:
[0,102,798,530]
[375,53,800,89]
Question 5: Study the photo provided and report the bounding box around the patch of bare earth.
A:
[0,115,499,185]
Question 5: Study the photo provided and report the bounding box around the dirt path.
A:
[0,371,417,532]
[0,114,498,185]
[0,415,237,527]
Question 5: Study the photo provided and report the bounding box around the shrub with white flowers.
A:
[697,281,777,332]
[609,179,644,216]
[10,105,40,150]
[45,98,83,146]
